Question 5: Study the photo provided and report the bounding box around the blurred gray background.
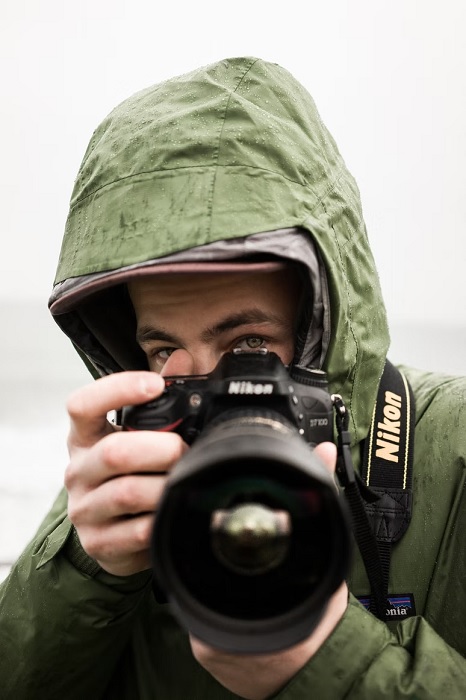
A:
[1,0,465,581]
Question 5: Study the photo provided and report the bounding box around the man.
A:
[1,57,465,698]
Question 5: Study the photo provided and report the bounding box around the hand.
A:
[64,371,188,577]
[189,442,349,700]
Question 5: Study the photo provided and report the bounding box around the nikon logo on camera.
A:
[376,390,402,463]
[228,381,274,396]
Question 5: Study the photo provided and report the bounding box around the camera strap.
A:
[334,360,415,620]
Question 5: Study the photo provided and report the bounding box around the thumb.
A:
[313,441,338,476]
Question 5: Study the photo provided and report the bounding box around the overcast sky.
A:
[1,0,465,327]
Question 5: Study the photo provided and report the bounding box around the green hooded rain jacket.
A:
[1,57,465,699]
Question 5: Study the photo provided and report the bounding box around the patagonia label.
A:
[357,594,416,620]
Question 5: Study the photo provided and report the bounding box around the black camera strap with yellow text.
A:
[335,360,415,621]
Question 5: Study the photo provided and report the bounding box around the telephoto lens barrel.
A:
[152,407,351,654]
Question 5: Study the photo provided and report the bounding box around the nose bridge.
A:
[161,346,221,377]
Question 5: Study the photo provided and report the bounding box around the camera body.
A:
[122,349,333,446]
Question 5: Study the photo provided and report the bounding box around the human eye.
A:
[155,347,175,361]
[146,346,176,370]
[233,336,267,353]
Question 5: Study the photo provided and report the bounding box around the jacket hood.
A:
[50,56,389,444]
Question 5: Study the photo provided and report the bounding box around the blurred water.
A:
[0,301,464,582]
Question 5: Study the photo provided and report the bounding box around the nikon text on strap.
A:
[360,360,415,618]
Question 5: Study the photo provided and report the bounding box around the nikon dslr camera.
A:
[122,350,350,653]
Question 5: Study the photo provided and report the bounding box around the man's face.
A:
[128,269,301,377]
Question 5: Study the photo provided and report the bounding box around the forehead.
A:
[128,268,301,312]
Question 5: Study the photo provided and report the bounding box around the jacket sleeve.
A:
[0,489,152,700]
[273,594,466,699]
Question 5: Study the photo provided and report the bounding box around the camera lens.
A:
[151,408,351,653]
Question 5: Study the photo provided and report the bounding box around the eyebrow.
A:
[136,326,180,347]
[136,309,289,347]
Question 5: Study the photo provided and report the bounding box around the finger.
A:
[68,473,168,525]
[66,430,187,489]
[313,441,337,475]
[67,371,164,448]
[77,512,155,575]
